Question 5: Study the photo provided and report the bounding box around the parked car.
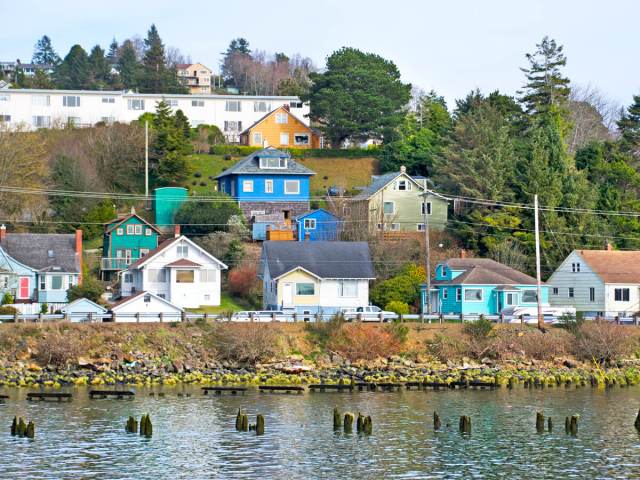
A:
[327,186,345,196]
[230,311,289,322]
[341,306,396,322]
[507,306,576,324]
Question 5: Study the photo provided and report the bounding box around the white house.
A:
[119,235,227,309]
[259,241,375,315]
[110,291,183,322]
[60,298,107,322]
[0,87,309,142]
[548,248,640,317]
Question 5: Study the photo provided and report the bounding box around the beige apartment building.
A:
[176,63,212,94]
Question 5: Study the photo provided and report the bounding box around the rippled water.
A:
[0,386,639,479]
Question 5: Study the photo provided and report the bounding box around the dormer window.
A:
[47,250,54,258]
[397,179,411,191]
[441,266,447,276]
[259,156,287,169]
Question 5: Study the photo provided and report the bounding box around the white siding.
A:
[548,251,604,312]
[604,284,640,316]
[318,279,369,308]
[111,295,182,321]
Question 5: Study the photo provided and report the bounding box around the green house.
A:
[101,211,161,279]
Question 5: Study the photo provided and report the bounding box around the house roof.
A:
[0,233,80,273]
[126,235,227,270]
[239,105,320,136]
[352,171,449,201]
[105,213,161,234]
[166,259,202,268]
[434,258,539,286]
[109,291,184,312]
[61,298,107,313]
[215,147,315,178]
[262,241,375,280]
[295,208,340,221]
[576,250,640,283]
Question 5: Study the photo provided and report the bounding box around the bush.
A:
[370,263,426,308]
[426,333,470,362]
[463,317,494,341]
[0,305,18,316]
[34,328,82,366]
[1,293,14,305]
[385,300,409,315]
[67,277,104,303]
[194,171,202,178]
[227,265,261,307]
[40,303,48,314]
[209,144,380,158]
[196,232,245,266]
[573,320,632,364]
[211,323,283,364]
[327,323,406,361]
[175,194,243,235]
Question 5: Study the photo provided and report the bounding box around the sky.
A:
[1,0,639,109]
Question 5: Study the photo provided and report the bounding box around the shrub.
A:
[209,144,380,158]
[304,314,345,348]
[426,333,470,362]
[40,303,48,314]
[196,232,245,266]
[0,305,18,316]
[34,328,82,366]
[516,330,569,360]
[463,317,494,341]
[327,323,405,361]
[67,277,104,303]
[370,263,426,308]
[1,293,14,305]
[227,265,260,299]
[211,323,283,364]
[175,194,243,235]
[385,301,409,315]
[199,181,207,187]
[573,320,632,364]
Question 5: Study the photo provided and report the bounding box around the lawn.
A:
[183,153,380,197]
[187,293,254,314]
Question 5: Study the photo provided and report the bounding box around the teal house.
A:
[420,257,549,315]
[101,211,161,279]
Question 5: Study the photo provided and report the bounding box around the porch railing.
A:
[100,257,134,271]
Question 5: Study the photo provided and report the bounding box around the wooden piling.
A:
[635,409,640,431]
[26,421,35,439]
[256,414,265,436]
[241,414,249,432]
[434,412,441,431]
[10,416,17,436]
[356,413,364,433]
[548,417,553,432]
[569,415,578,436]
[17,417,26,437]
[565,416,570,434]
[344,413,354,433]
[459,415,471,434]
[333,408,342,430]
[536,412,545,433]
[235,409,242,431]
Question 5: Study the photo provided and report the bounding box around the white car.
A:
[507,306,577,325]
[341,306,397,322]
[230,311,289,322]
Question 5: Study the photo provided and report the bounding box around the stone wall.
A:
[239,201,310,221]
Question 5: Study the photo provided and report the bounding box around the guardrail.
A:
[0,312,638,325]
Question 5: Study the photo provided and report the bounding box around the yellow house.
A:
[176,63,212,94]
[240,105,323,149]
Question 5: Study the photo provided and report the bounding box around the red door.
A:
[19,277,30,299]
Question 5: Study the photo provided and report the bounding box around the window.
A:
[148,269,167,283]
[422,202,432,215]
[383,202,395,214]
[304,219,316,229]
[253,132,263,145]
[280,132,289,145]
[522,290,537,303]
[265,179,273,193]
[177,245,188,258]
[32,116,51,128]
[571,262,581,273]
[464,288,483,301]
[145,228,152,236]
[441,266,447,276]
[225,100,241,112]
[66,116,81,126]
[116,228,124,236]
[552,287,559,295]
[290,101,303,108]
[204,294,210,301]
[294,134,310,145]
[259,157,287,169]
[377,223,384,231]
[417,223,425,231]
[250,210,266,217]
[39,277,46,290]
[100,116,115,124]
[191,100,204,107]
[339,280,358,297]
[134,225,142,235]
[140,249,149,257]
[614,288,630,302]
[101,97,115,104]
[126,225,135,235]
[157,293,165,299]
[275,113,288,124]
[296,283,315,295]
[51,275,63,290]
[166,99,178,107]
[176,270,195,283]
[589,287,595,302]
[0,94,9,102]
[62,95,80,107]
[32,95,50,106]
[390,223,400,231]
[127,99,145,110]
[568,287,574,298]
[456,288,462,302]
[397,179,411,191]
[242,180,254,192]
[284,180,300,194]
[0,115,10,122]
[224,121,242,132]
[254,101,270,112]
[123,273,133,283]
[442,289,448,300]
[202,270,216,282]
[144,294,151,303]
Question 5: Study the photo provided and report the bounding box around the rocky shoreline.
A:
[1,353,639,390]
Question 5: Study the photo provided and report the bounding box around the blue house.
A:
[0,225,82,305]
[216,147,315,222]
[420,257,549,315]
[296,209,342,241]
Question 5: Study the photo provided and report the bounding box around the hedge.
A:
[209,145,380,158]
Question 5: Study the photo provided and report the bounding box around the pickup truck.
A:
[341,306,396,322]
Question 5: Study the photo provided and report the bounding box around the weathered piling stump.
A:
[10,416,17,436]
[333,408,342,431]
[356,413,364,433]
[507,377,515,389]
[139,414,152,438]
[635,409,640,432]
[241,414,249,432]
[235,409,242,431]
[569,415,578,436]
[363,416,373,435]
[548,417,553,432]
[344,413,354,433]
[536,412,545,433]
[125,416,138,433]
[434,412,441,431]
[26,421,35,439]
[256,414,265,436]
[565,416,570,434]
[17,417,27,437]
[459,415,471,434]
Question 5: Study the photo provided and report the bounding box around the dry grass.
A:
[572,321,634,364]
[297,157,380,195]
[210,323,285,364]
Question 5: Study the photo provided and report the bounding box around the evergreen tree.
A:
[141,24,167,93]
[617,94,640,156]
[88,45,110,88]
[32,35,61,65]
[106,38,119,63]
[149,101,190,185]
[117,40,141,89]
[519,36,571,117]
[174,109,192,140]
[54,44,90,89]
[221,38,252,84]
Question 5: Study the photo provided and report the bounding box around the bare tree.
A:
[567,84,621,153]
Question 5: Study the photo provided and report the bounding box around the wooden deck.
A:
[202,386,248,395]
[89,390,135,399]
[27,392,72,402]
[259,385,305,394]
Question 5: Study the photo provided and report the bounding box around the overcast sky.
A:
[2,0,638,108]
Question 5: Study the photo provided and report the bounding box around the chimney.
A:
[75,230,83,286]
[283,104,290,112]
[0,224,6,242]
[460,248,466,259]
[400,165,406,174]
[130,205,136,215]
[606,242,613,251]
[174,224,181,238]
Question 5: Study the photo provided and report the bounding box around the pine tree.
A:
[54,44,90,89]
[617,94,640,156]
[140,24,167,93]
[106,38,119,63]
[118,40,141,89]
[519,36,571,116]
[88,45,110,88]
[149,101,190,185]
[32,35,61,65]
[174,109,191,140]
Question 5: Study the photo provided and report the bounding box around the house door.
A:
[282,282,294,306]
[18,277,30,299]
[506,293,517,306]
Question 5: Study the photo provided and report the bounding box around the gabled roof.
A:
[0,233,80,273]
[295,208,340,221]
[109,291,184,313]
[262,241,375,280]
[352,171,449,201]
[126,235,227,270]
[239,105,320,136]
[106,213,161,234]
[166,259,202,268]
[575,250,640,284]
[215,147,315,178]
[434,258,539,286]
[60,298,107,313]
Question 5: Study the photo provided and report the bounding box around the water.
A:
[0,386,639,479]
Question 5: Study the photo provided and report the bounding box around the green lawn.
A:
[187,293,253,314]
[184,153,234,195]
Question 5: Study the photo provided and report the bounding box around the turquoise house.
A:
[296,209,342,241]
[420,257,549,315]
[101,211,160,279]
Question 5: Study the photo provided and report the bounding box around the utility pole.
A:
[534,194,543,330]
[144,120,149,202]
[422,191,431,315]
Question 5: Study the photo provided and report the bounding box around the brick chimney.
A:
[460,248,466,259]
[174,224,181,238]
[75,229,83,285]
[0,224,6,242]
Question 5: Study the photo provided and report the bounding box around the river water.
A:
[0,385,639,479]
